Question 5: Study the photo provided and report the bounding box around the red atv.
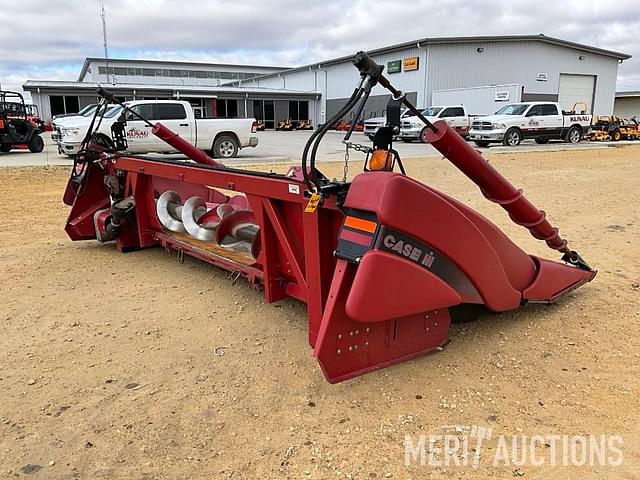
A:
[0,91,44,154]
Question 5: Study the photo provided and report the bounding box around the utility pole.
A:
[101,4,112,84]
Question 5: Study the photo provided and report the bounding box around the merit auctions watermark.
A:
[405,425,623,469]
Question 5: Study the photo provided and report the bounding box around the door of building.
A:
[252,100,275,129]
[558,74,595,113]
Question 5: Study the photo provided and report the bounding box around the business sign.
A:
[403,56,419,71]
[536,72,548,82]
[494,91,510,101]
[387,60,402,74]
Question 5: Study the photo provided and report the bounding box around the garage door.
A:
[558,74,595,113]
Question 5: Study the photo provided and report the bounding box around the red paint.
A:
[426,121,571,253]
[339,228,373,246]
[63,119,595,383]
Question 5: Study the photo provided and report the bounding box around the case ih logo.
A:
[382,234,436,268]
[127,127,149,139]
[570,115,590,122]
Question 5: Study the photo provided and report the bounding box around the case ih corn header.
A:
[64,52,595,383]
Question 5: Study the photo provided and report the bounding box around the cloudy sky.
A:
[2,0,640,98]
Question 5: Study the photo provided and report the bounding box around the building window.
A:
[96,65,263,81]
[50,96,65,117]
[50,95,80,116]
[288,101,309,120]
[216,99,238,118]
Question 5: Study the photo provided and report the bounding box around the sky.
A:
[1,0,640,100]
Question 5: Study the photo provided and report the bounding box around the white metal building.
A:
[613,91,640,119]
[236,34,631,123]
[23,34,631,128]
[24,57,320,125]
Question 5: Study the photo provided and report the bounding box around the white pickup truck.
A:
[55,100,259,158]
[468,102,592,147]
[363,109,415,139]
[399,105,470,142]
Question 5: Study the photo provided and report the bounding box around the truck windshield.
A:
[421,107,442,116]
[79,104,98,116]
[495,104,530,115]
[104,105,123,118]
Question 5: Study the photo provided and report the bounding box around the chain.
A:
[342,141,371,183]
[343,143,350,182]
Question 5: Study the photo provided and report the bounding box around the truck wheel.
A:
[420,127,430,143]
[610,129,621,142]
[212,135,239,158]
[474,141,490,148]
[534,137,549,144]
[28,134,44,153]
[566,126,582,144]
[503,128,522,147]
[0,144,11,153]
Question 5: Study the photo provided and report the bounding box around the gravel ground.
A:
[0,145,639,479]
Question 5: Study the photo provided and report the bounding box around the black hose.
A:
[79,99,108,150]
[308,92,365,188]
[342,88,371,142]
[301,82,366,191]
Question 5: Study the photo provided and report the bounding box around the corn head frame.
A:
[63,52,595,383]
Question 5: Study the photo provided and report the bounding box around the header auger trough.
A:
[63,52,595,383]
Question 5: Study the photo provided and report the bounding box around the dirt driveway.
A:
[1,145,639,479]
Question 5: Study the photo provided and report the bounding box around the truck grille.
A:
[472,121,493,130]
[363,122,381,133]
[52,124,62,141]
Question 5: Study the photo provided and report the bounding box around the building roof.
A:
[615,91,640,98]
[232,34,632,84]
[78,57,291,82]
[22,80,320,97]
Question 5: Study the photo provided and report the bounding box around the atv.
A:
[0,91,45,153]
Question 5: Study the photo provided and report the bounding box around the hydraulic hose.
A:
[302,78,366,192]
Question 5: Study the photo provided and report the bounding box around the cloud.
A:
[1,0,639,99]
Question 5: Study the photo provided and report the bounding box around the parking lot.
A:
[0,130,635,168]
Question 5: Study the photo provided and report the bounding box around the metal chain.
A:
[342,141,372,182]
[343,143,350,182]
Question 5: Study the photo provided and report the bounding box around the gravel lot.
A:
[0,130,635,168]
[0,146,639,479]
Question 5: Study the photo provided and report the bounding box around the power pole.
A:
[101,4,112,84]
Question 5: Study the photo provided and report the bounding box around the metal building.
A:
[23,57,320,125]
[236,34,630,123]
[613,91,640,119]
[23,34,631,128]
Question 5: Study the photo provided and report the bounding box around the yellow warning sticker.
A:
[304,193,321,213]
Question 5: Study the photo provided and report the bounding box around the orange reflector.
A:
[368,149,394,171]
[344,216,377,233]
